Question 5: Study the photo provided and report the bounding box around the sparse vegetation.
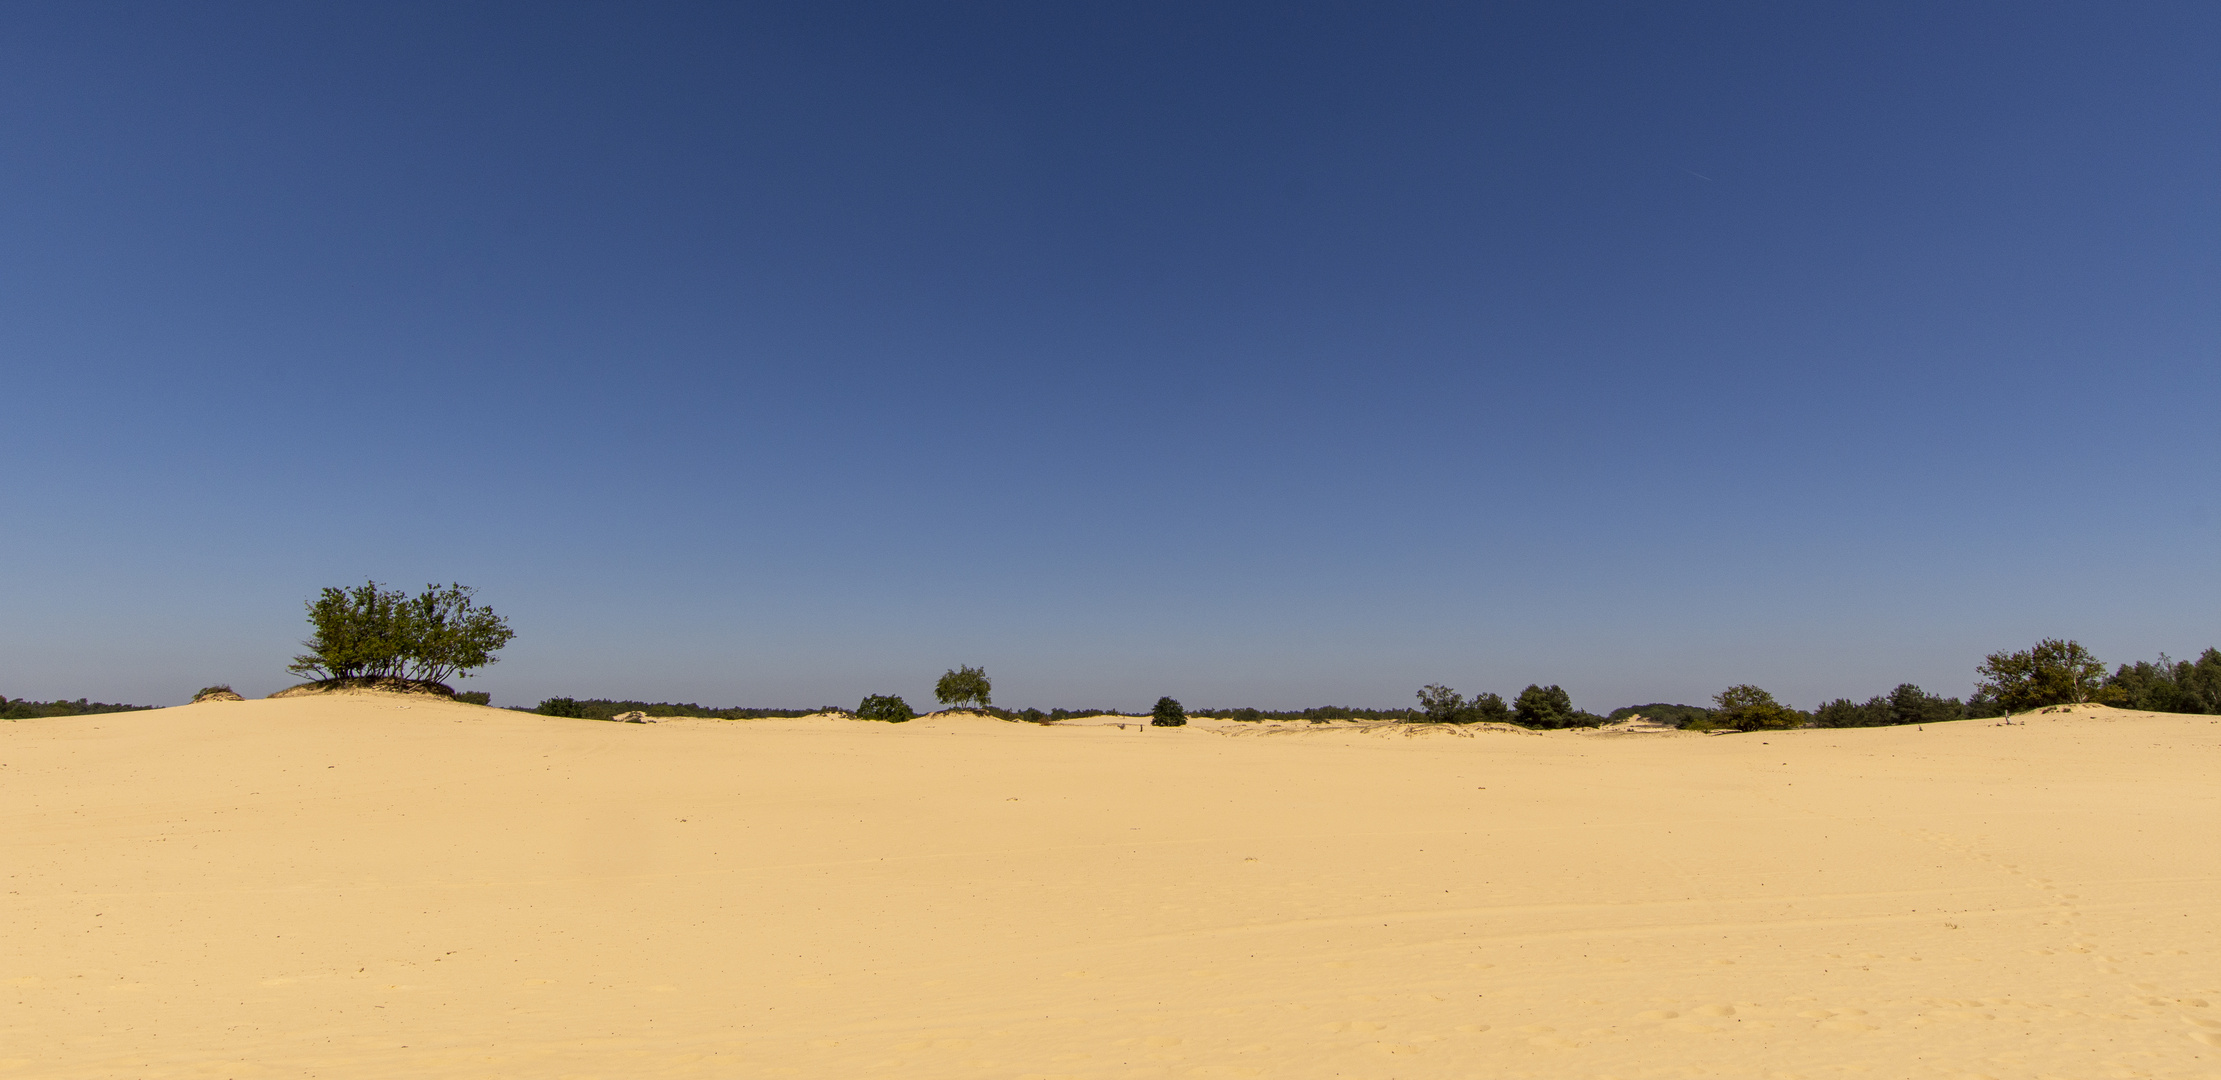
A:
[1606,703,1712,728]
[529,698,836,720]
[288,581,514,689]
[1151,696,1186,726]
[454,691,491,706]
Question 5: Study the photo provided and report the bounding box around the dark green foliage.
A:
[1706,685,1807,731]
[288,581,515,687]
[1511,684,1603,728]
[1415,685,1510,724]
[1606,703,1713,729]
[528,698,837,720]
[857,694,915,722]
[0,696,151,719]
[1975,638,2110,712]
[935,665,992,710]
[453,691,491,706]
[1466,691,1511,724]
[1200,705,1420,723]
[195,684,234,699]
[1151,696,1187,726]
[1810,684,1966,728]
[2104,649,2221,714]
[1415,684,1464,723]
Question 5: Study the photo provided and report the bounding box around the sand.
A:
[4,694,2217,1078]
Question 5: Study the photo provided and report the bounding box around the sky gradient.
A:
[4,2,2216,712]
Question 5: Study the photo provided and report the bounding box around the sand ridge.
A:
[4,692,2218,1077]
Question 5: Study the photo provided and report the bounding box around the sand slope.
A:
[4,694,2217,1078]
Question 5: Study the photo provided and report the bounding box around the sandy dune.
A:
[4,693,2217,1078]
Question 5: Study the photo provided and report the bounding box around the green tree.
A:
[1151,696,1187,726]
[1465,691,1511,724]
[935,665,992,710]
[288,581,513,688]
[2104,649,2221,714]
[1975,638,2110,712]
[1513,684,1578,728]
[1415,684,1465,723]
[857,694,915,722]
[1418,685,1512,724]
[1710,685,1805,731]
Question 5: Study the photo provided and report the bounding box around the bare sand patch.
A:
[4,696,2216,1077]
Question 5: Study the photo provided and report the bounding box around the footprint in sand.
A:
[1694,1005,1736,1017]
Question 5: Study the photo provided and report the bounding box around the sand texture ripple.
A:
[4,693,2218,1078]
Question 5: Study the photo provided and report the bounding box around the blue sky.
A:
[4,2,2216,711]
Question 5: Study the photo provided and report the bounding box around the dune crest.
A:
[6,695,2216,1077]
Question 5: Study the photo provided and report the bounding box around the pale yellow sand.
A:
[5,693,2218,1079]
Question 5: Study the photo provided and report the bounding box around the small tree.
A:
[288,581,513,687]
[1975,638,2110,712]
[935,665,992,710]
[1416,684,1465,723]
[1710,684,1805,731]
[1152,696,1186,726]
[857,694,915,722]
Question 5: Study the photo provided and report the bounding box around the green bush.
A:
[1151,696,1187,726]
[1707,685,1806,731]
[1511,684,1603,728]
[535,696,587,718]
[288,581,514,688]
[857,694,915,722]
[453,691,491,706]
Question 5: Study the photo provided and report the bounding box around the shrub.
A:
[1709,685,1806,731]
[1511,684,1602,728]
[453,691,491,706]
[1606,703,1713,728]
[857,694,915,722]
[1975,638,2110,712]
[1152,696,1187,726]
[287,581,514,688]
[536,697,587,718]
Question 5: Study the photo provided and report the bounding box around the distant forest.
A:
[1,696,152,719]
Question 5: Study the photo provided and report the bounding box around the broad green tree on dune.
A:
[1975,638,2111,712]
[935,665,992,710]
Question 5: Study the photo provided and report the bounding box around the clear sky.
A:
[4,2,2216,712]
